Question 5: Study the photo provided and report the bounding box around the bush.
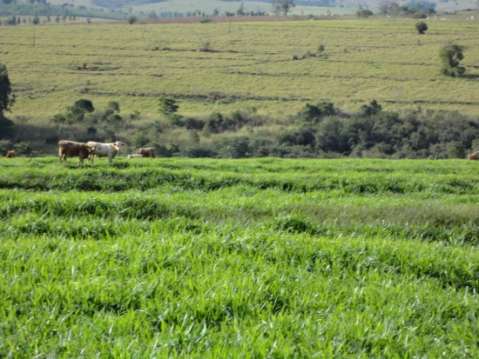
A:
[357,9,374,18]
[279,128,316,147]
[317,117,349,153]
[416,21,428,34]
[440,44,466,77]
[360,100,382,116]
[221,137,251,158]
[299,101,337,123]
[159,97,179,116]
[183,145,217,158]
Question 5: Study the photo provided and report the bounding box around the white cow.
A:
[87,141,125,164]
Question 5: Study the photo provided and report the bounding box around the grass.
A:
[0,157,479,357]
[2,17,479,124]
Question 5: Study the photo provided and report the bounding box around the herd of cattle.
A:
[3,140,155,163]
[58,140,155,163]
[3,143,479,162]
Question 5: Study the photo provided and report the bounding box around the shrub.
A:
[183,118,205,131]
[317,117,349,153]
[299,101,336,123]
[416,21,428,34]
[279,128,316,147]
[357,9,374,18]
[440,44,466,77]
[221,137,251,158]
[360,100,382,116]
[159,97,179,116]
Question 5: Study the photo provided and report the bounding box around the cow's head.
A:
[114,141,126,150]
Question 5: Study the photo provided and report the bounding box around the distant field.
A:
[1,157,479,356]
[2,17,479,123]
[130,0,355,15]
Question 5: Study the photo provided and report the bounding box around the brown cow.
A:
[136,147,155,158]
[5,150,16,158]
[468,151,479,160]
[58,140,93,164]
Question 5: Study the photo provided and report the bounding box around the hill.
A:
[3,17,479,121]
[45,0,479,14]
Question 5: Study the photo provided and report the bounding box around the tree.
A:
[0,64,15,138]
[159,97,179,116]
[415,21,428,34]
[128,16,138,25]
[32,15,40,25]
[360,100,382,116]
[73,99,95,113]
[299,101,336,123]
[357,9,374,18]
[65,99,95,123]
[0,64,14,118]
[440,44,466,77]
[272,0,295,16]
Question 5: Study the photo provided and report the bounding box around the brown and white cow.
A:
[468,151,479,160]
[58,140,93,164]
[5,150,16,158]
[136,147,155,158]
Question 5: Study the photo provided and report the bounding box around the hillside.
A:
[3,18,479,121]
[45,0,479,13]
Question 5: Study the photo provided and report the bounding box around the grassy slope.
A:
[2,17,479,125]
[130,0,355,15]
[1,157,479,356]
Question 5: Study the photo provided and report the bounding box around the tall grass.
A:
[0,157,478,357]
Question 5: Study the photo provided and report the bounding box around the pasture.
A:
[2,17,479,124]
[1,157,479,356]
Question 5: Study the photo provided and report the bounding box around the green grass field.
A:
[2,17,479,124]
[1,157,479,356]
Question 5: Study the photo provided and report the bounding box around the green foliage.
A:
[360,99,382,116]
[440,43,466,77]
[0,63,14,116]
[158,97,179,116]
[51,99,124,140]
[299,101,336,123]
[356,9,373,18]
[272,0,295,16]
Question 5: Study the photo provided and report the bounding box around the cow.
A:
[136,147,155,158]
[58,140,93,164]
[86,141,125,164]
[5,150,16,158]
[468,151,479,160]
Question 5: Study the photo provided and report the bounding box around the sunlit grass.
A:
[0,157,478,356]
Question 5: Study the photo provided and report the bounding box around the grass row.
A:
[1,229,479,357]
[1,158,479,194]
